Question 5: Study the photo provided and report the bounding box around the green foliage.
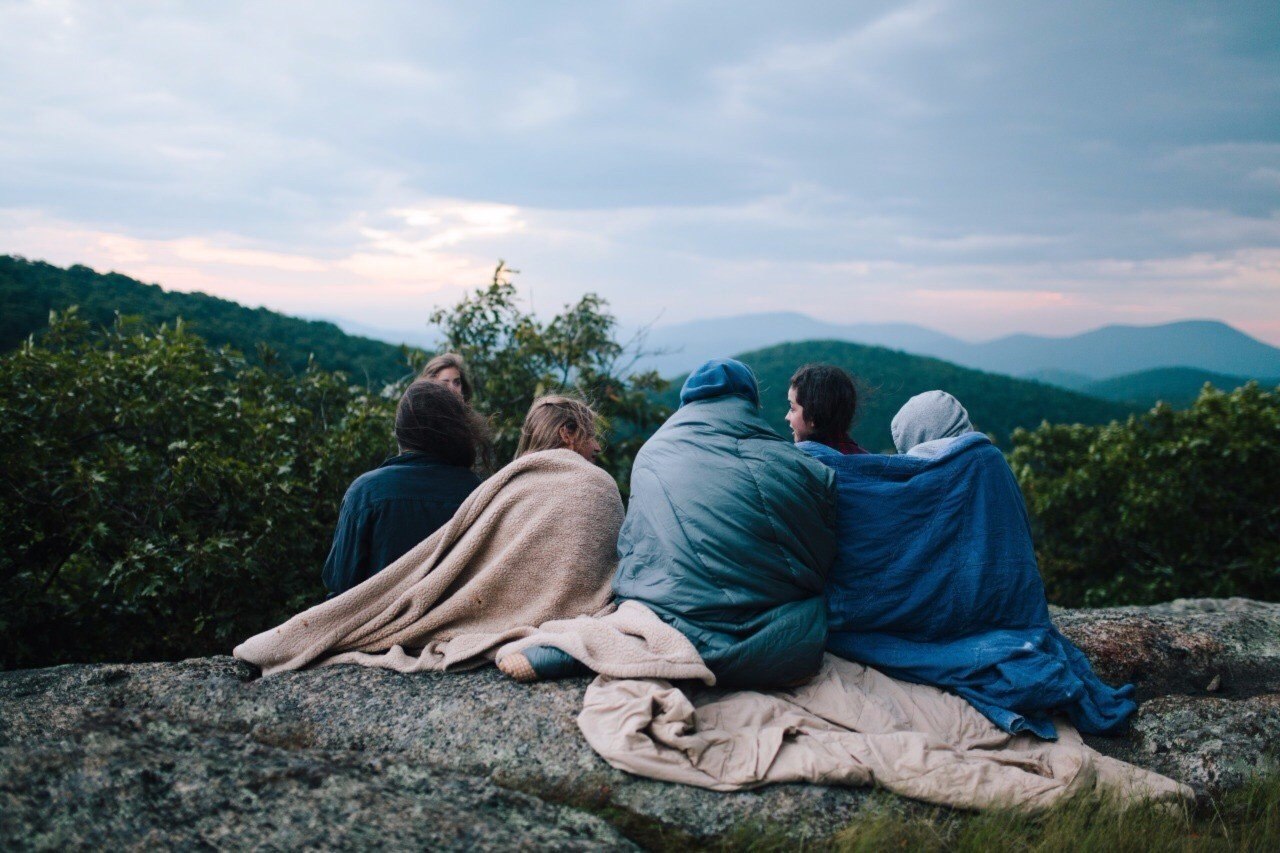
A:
[430,262,670,489]
[662,339,1135,451]
[0,254,420,382]
[0,310,396,669]
[1011,383,1280,606]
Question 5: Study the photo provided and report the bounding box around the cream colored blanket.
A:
[234,449,624,675]
[502,609,1192,811]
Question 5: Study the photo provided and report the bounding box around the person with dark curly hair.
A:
[785,364,868,455]
[321,380,490,597]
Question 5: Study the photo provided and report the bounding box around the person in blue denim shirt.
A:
[322,380,489,598]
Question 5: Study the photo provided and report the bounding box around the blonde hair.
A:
[420,352,474,402]
[516,395,599,458]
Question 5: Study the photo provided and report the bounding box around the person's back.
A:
[322,380,486,597]
[802,390,1136,739]
[323,454,480,596]
[613,358,838,688]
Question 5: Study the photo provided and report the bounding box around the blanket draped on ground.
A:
[798,433,1136,740]
[500,606,1190,810]
[234,449,624,675]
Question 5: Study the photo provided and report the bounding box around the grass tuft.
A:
[824,774,1280,853]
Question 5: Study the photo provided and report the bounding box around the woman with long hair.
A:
[420,352,474,402]
[515,394,602,462]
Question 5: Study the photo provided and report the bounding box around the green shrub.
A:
[1010,383,1280,606]
[0,310,397,669]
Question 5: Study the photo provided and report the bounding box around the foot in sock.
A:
[498,645,590,682]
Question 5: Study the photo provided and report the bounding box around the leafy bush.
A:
[1010,383,1280,605]
[430,262,670,491]
[0,310,397,669]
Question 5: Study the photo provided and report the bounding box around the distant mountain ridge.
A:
[634,312,962,378]
[637,313,1280,382]
[1080,367,1279,410]
[1,256,420,382]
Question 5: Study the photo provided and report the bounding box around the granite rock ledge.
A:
[2,598,1278,850]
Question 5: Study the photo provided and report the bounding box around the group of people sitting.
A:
[248,352,1136,743]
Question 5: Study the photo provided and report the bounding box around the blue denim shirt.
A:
[321,451,480,598]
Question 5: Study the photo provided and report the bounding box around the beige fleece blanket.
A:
[234,449,624,675]
[498,600,717,684]
[503,610,1192,811]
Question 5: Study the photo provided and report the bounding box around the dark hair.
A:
[420,352,474,402]
[789,364,859,437]
[395,379,491,468]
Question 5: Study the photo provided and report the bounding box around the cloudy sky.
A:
[3,1,1279,343]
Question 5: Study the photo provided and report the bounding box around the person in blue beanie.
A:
[513,358,839,687]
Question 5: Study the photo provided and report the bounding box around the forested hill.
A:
[1079,366,1278,409]
[663,339,1136,452]
[0,255,420,382]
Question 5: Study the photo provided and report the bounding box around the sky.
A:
[2,0,1279,344]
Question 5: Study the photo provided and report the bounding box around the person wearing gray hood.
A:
[798,388,1138,740]
[890,390,975,457]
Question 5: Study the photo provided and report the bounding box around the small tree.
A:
[429,262,669,489]
[1010,382,1280,605]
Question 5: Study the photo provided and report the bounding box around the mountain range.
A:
[635,312,1280,384]
[4,256,1275,424]
[1074,367,1276,410]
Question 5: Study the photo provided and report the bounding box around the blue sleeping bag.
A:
[799,432,1135,740]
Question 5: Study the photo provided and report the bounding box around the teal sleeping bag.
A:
[613,359,838,688]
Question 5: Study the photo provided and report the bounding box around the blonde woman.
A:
[516,395,602,463]
[235,394,622,676]
[420,352,473,402]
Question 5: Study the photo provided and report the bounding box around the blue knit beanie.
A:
[679,358,760,408]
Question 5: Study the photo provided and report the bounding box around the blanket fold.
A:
[578,654,1189,809]
[497,600,716,684]
[234,449,624,675]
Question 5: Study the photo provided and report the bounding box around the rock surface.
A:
[2,598,1278,850]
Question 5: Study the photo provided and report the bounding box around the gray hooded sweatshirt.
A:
[891,390,975,456]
